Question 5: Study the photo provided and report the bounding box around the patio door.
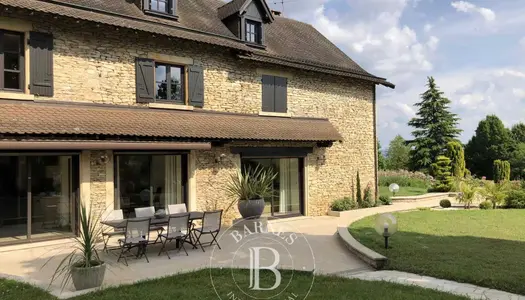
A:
[0,154,79,245]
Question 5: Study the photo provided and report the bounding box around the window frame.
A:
[154,62,186,105]
[245,19,261,44]
[0,30,25,92]
[144,0,178,20]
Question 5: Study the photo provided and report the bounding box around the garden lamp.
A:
[389,183,400,197]
[375,213,398,249]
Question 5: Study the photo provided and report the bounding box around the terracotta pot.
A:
[237,199,265,219]
[71,261,106,291]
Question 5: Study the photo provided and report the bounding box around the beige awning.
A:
[0,140,211,150]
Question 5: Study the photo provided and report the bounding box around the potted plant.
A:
[225,165,277,219]
[46,202,106,291]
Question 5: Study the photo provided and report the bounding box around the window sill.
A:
[258,111,291,118]
[0,91,34,101]
[144,9,179,21]
[149,103,194,111]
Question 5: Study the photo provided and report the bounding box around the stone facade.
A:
[0,14,377,221]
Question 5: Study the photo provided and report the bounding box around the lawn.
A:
[349,210,525,295]
[378,185,428,197]
[0,269,469,300]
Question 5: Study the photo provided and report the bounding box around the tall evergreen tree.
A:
[377,140,386,170]
[446,141,466,178]
[408,77,461,173]
[386,135,410,170]
[465,115,515,179]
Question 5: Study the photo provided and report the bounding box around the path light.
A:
[375,213,398,249]
[389,183,400,197]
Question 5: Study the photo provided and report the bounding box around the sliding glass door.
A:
[241,157,303,217]
[115,154,188,217]
[0,154,78,245]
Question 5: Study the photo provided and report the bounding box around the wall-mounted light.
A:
[215,153,227,164]
[317,154,326,165]
[92,153,110,166]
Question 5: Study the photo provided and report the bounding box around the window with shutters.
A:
[262,75,287,113]
[136,57,204,108]
[155,63,184,104]
[0,30,24,91]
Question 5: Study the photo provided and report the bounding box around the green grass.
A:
[349,210,525,295]
[0,269,469,300]
[379,185,428,197]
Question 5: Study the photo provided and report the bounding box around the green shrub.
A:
[439,199,451,208]
[479,201,493,210]
[361,184,375,208]
[494,160,511,183]
[430,156,454,192]
[331,197,356,211]
[503,190,525,209]
[356,171,362,207]
[379,195,392,205]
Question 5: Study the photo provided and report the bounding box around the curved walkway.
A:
[342,271,525,300]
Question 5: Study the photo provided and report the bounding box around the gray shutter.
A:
[274,76,287,113]
[261,75,275,112]
[29,32,53,97]
[188,65,204,108]
[136,57,155,103]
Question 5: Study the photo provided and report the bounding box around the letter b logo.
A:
[249,247,282,291]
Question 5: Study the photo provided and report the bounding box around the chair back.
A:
[202,210,223,232]
[135,206,155,218]
[124,218,150,243]
[167,204,187,214]
[106,209,124,221]
[167,213,190,235]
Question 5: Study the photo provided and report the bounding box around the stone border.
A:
[336,226,387,270]
[392,192,457,202]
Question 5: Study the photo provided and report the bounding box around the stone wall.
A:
[1,14,377,219]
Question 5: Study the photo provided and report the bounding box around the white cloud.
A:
[426,36,439,50]
[451,1,496,22]
[423,23,433,32]
[513,88,525,98]
[520,37,525,48]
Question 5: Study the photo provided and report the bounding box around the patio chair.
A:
[135,206,164,244]
[158,213,190,259]
[192,210,223,252]
[102,209,124,253]
[117,218,151,266]
[167,204,187,214]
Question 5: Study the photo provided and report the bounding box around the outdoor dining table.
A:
[101,211,204,229]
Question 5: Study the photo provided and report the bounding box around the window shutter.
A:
[274,76,287,113]
[29,32,53,97]
[188,65,204,108]
[261,75,275,112]
[135,57,155,103]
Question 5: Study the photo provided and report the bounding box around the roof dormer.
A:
[141,0,179,20]
[218,0,274,48]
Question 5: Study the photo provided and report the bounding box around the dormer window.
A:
[144,0,178,19]
[245,20,262,44]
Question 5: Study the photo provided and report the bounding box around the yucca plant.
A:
[45,201,106,291]
[224,165,277,213]
[480,181,510,209]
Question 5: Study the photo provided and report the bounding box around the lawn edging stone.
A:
[336,226,387,270]
[392,192,457,202]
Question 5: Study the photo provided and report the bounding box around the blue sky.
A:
[266,0,525,146]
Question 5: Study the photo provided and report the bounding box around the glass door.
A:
[0,154,78,245]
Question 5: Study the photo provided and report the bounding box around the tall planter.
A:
[71,262,106,291]
[237,199,265,219]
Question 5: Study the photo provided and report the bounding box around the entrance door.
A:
[0,154,78,245]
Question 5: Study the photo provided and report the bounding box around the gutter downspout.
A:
[373,84,379,201]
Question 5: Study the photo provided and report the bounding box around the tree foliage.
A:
[511,123,525,143]
[465,115,515,179]
[408,77,461,173]
[509,143,525,179]
[493,160,510,183]
[378,140,386,170]
[386,135,410,170]
[446,141,466,178]
[356,171,362,206]
[430,156,454,192]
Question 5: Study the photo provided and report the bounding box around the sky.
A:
[265,0,525,146]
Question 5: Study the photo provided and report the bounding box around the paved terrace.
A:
[0,198,443,298]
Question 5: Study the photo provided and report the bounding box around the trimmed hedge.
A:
[331,197,356,211]
[439,199,451,208]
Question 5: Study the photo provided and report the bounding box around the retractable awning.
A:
[0,140,211,150]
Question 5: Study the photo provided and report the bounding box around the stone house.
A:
[0,0,393,245]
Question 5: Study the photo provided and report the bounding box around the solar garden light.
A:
[375,213,398,249]
[389,183,400,197]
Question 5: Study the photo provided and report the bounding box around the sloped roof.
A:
[218,0,274,21]
[0,0,393,88]
[0,101,343,142]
